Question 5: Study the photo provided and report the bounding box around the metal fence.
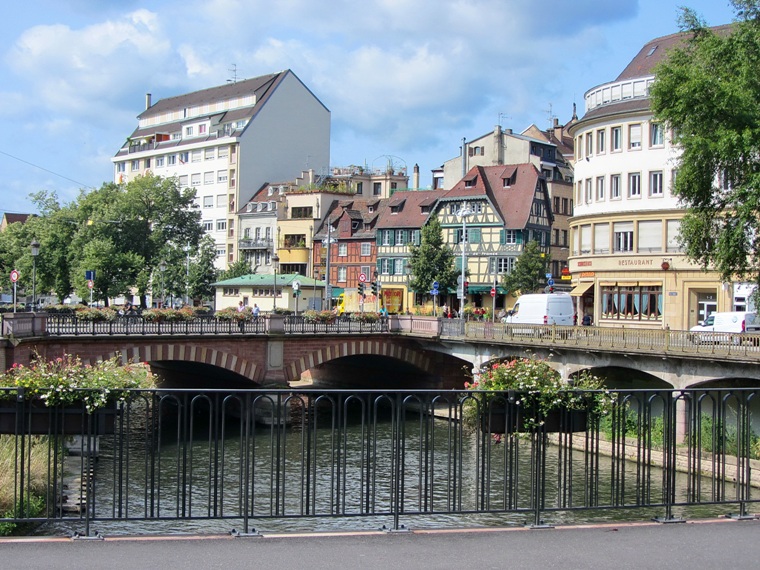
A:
[1,387,758,537]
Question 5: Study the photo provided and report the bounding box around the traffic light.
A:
[463,281,468,296]
[358,282,365,296]
[549,286,555,294]
[371,280,378,296]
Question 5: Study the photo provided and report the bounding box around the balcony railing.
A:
[238,238,273,249]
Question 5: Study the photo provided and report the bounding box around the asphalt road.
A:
[1,518,759,570]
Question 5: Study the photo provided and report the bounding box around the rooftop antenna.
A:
[545,103,557,128]
[498,113,510,127]
[227,63,238,84]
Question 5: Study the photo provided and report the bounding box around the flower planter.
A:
[481,405,587,434]
[0,402,119,435]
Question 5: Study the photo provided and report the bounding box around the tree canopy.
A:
[408,218,458,296]
[650,2,760,291]
[501,240,548,295]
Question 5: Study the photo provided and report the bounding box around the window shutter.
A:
[516,230,523,245]
[412,230,421,245]
[470,228,481,244]
[389,231,396,246]
[376,231,382,245]
[499,230,505,245]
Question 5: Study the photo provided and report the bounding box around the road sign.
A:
[358,273,367,283]
[457,275,463,285]
[430,289,439,296]
[456,286,463,299]
[561,275,572,281]
[292,280,301,291]
[10,269,19,283]
[547,278,555,286]
[87,280,94,289]
[545,273,552,279]
[490,287,496,297]
[325,284,333,299]
[432,281,439,290]
[85,270,96,281]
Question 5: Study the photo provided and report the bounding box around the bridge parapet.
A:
[1,312,47,339]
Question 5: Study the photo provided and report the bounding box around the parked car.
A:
[690,311,757,344]
[501,293,575,334]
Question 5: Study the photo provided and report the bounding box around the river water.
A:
[35,396,738,537]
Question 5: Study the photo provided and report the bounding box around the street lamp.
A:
[159,260,167,308]
[272,253,281,310]
[322,220,337,309]
[457,204,474,320]
[30,239,40,311]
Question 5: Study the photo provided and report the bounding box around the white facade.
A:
[112,70,330,270]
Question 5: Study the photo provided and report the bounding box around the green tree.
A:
[502,240,549,295]
[219,258,252,281]
[650,2,760,293]
[188,236,219,302]
[408,218,458,297]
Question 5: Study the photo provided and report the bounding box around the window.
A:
[649,171,663,196]
[217,170,228,183]
[380,258,391,275]
[216,247,226,257]
[216,220,227,231]
[650,123,664,146]
[614,222,634,252]
[204,171,214,184]
[291,206,313,219]
[190,173,201,186]
[585,179,593,203]
[394,258,405,275]
[601,285,662,321]
[131,160,139,171]
[612,126,622,151]
[373,182,382,195]
[116,162,126,173]
[179,152,189,163]
[596,176,605,200]
[629,124,642,149]
[561,198,568,214]
[168,155,176,166]
[202,220,213,231]
[191,150,202,163]
[205,148,214,160]
[381,230,391,246]
[489,256,516,274]
[562,230,568,246]
[338,243,347,256]
[199,124,207,135]
[553,196,560,212]
[585,133,593,157]
[203,195,213,208]
[356,182,363,195]
[218,146,228,159]
[156,156,165,168]
[628,173,641,197]
[179,175,188,187]
[502,230,517,244]
[254,227,261,240]
[395,230,406,245]
[338,267,347,282]
[597,129,606,153]
[361,242,371,256]
[611,174,621,199]
[186,126,194,136]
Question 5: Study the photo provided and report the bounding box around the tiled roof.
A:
[442,164,542,229]
[376,190,442,229]
[213,273,322,288]
[2,213,32,225]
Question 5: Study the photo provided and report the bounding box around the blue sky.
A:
[0,0,738,216]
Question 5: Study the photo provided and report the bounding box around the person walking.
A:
[253,304,260,319]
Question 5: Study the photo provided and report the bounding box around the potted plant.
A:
[463,357,612,433]
[0,354,156,435]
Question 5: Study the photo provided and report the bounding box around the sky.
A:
[0,0,739,217]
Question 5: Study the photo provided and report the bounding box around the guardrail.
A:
[1,387,758,537]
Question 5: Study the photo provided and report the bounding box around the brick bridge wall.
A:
[2,334,439,385]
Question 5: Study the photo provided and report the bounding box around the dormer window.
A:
[267,187,274,196]
[503,177,512,187]
[464,175,477,188]
[368,206,374,213]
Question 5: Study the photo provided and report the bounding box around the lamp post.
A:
[457,204,473,319]
[272,253,280,311]
[30,239,40,311]
[184,243,190,306]
[322,220,336,310]
[159,260,167,308]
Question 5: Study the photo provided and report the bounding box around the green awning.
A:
[331,287,344,298]
[468,285,508,294]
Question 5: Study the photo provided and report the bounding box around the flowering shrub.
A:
[142,307,195,322]
[216,307,254,322]
[1,354,156,412]
[302,310,336,323]
[349,312,380,323]
[75,307,117,321]
[464,357,612,430]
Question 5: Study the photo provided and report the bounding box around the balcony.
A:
[277,247,310,264]
[238,238,273,250]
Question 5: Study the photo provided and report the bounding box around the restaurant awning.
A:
[569,282,594,296]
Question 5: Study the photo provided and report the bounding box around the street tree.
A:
[408,218,458,300]
[650,2,760,294]
[502,240,548,295]
[219,258,252,281]
[188,236,219,303]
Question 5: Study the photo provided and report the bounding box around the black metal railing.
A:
[283,315,388,334]
[1,387,758,537]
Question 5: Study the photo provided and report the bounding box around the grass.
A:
[0,435,52,535]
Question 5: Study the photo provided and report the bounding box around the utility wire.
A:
[0,148,96,190]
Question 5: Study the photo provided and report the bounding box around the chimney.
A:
[145,93,152,110]
[413,164,420,190]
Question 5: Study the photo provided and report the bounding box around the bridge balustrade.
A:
[1,386,758,536]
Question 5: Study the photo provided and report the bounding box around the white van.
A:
[690,311,756,343]
[502,293,575,326]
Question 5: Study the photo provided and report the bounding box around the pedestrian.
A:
[237,301,245,313]
[582,314,592,326]
[253,304,260,318]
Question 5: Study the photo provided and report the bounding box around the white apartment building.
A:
[112,70,330,269]
[568,30,735,330]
